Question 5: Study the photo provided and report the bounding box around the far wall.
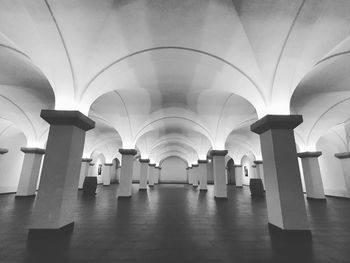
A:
[160,156,187,183]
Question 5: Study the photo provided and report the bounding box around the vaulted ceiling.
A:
[1,0,350,164]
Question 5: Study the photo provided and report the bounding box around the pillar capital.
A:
[119,149,137,156]
[198,159,208,164]
[252,164,257,168]
[233,164,242,168]
[89,163,95,166]
[209,150,228,157]
[192,164,199,167]
[40,110,95,131]
[0,148,9,154]
[104,163,113,166]
[139,158,150,163]
[82,158,92,162]
[254,160,263,165]
[297,151,322,158]
[20,147,45,155]
[156,166,161,170]
[335,152,350,159]
[149,163,156,167]
[251,115,303,134]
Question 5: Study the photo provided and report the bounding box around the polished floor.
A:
[0,184,349,263]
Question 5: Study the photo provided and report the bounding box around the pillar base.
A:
[192,185,198,188]
[199,189,208,192]
[139,188,147,191]
[268,223,312,240]
[28,222,74,239]
[117,195,131,199]
[15,194,36,198]
[214,196,228,200]
[306,196,327,201]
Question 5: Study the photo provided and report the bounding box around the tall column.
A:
[210,150,228,198]
[297,152,325,200]
[192,164,199,187]
[148,163,156,186]
[139,159,149,190]
[254,160,265,189]
[251,115,310,234]
[29,110,95,235]
[207,159,214,184]
[16,148,45,197]
[334,152,350,198]
[155,166,161,184]
[186,167,190,183]
[116,165,121,183]
[198,159,208,191]
[188,167,193,184]
[78,158,92,189]
[103,163,113,186]
[234,164,243,187]
[117,149,137,198]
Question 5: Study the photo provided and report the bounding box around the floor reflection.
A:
[0,184,349,262]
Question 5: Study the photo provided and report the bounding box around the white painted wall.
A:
[132,159,140,182]
[0,127,27,193]
[241,155,254,186]
[160,157,187,183]
[317,137,348,197]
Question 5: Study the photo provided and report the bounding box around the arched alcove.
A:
[160,156,187,184]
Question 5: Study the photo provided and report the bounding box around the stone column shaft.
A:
[118,149,137,198]
[148,164,156,186]
[155,166,161,184]
[103,163,113,186]
[251,115,310,234]
[139,159,149,190]
[298,152,325,200]
[16,148,45,197]
[29,110,95,234]
[192,165,199,187]
[78,158,92,189]
[210,150,228,198]
[198,160,208,191]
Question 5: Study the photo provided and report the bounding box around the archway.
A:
[160,156,187,184]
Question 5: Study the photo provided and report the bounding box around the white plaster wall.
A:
[241,156,254,186]
[160,157,187,183]
[0,127,27,193]
[91,154,105,184]
[317,137,348,197]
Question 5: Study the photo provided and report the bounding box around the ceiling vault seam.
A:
[44,0,77,99]
[81,46,266,105]
[306,96,350,144]
[269,0,306,101]
[113,90,133,140]
[0,95,38,140]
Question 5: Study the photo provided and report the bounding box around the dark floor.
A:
[0,184,349,263]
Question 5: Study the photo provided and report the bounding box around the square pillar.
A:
[155,166,161,184]
[254,160,265,190]
[103,163,113,186]
[139,159,149,190]
[198,159,208,191]
[148,163,156,186]
[188,167,193,184]
[251,115,310,235]
[78,158,92,189]
[297,152,325,200]
[192,164,199,187]
[16,148,45,197]
[334,152,350,198]
[234,164,243,187]
[116,165,121,183]
[210,150,228,198]
[29,110,95,236]
[117,149,137,198]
